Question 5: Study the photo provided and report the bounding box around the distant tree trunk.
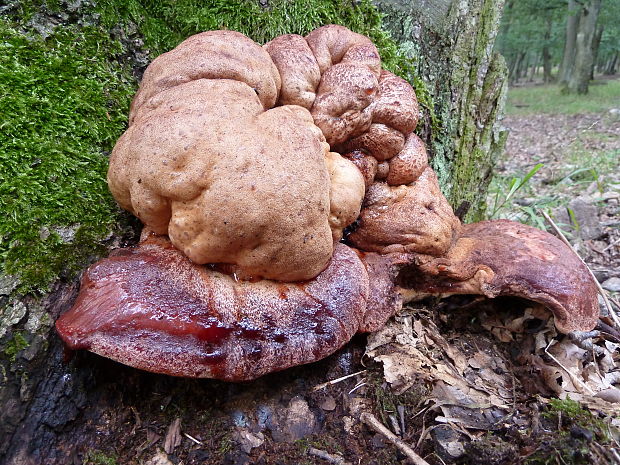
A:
[510,51,525,83]
[529,54,539,81]
[566,0,602,94]
[542,14,553,82]
[604,51,619,75]
[521,53,530,80]
[558,0,579,84]
[590,25,603,80]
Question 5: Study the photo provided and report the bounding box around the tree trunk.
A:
[510,51,526,84]
[566,0,602,94]
[590,25,603,80]
[374,0,508,221]
[529,54,539,81]
[542,14,553,83]
[0,1,508,463]
[520,53,530,80]
[558,0,580,84]
[604,51,619,75]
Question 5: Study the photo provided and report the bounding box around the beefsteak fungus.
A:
[56,26,599,381]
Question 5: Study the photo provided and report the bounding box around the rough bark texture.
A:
[373,0,508,222]
[0,1,508,463]
[558,0,579,85]
[567,0,602,94]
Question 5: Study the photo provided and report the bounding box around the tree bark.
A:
[604,51,619,75]
[542,14,554,83]
[566,0,602,94]
[590,25,603,80]
[0,1,508,463]
[373,0,508,221]
[558,0,580,84]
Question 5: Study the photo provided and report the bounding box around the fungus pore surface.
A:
[56,26,599,381]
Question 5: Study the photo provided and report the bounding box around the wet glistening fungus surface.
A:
[56,25,599,381]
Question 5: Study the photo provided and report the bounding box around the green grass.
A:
[0,19,135,291]
[506,79,620,116]
[487,148,618,230]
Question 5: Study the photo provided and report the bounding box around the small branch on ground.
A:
[544,340,595,395]
[308,447,351,465]
[312,370,366,391]
[360,412,431,465]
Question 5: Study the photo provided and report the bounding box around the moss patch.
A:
[521,398,613,465]
[4,331,29,362]
[0,17,135,292]
[97,0,401,68]
[83,450,118,465]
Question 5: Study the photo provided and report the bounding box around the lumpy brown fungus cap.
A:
[109,30,366,282]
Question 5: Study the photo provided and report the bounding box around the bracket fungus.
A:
[56,25,599,381]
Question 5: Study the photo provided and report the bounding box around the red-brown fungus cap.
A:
[399,220,599,333]
[56,235,369,381]
[348,167,461,256]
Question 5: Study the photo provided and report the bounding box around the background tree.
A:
[566,0,602,94]
[497,0,619,91]
[597,0,620,75]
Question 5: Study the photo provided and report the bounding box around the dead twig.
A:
[540,210,620,329]
[308,447,350,465]
[348,381,367,395]
[415,424,441,450]
[360,412,430,465]
[312,370,366,391]
[183,432,203,445]
[602,237,620,253]
[544,340,595,395]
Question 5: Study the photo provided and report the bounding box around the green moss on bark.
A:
[4,332,28,362]
[0,18,135,292]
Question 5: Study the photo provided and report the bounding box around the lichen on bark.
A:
[373,0,509,221]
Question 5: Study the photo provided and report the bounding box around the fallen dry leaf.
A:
[163,418,182,454]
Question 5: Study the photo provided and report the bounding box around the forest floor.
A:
[64,83,620,465]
